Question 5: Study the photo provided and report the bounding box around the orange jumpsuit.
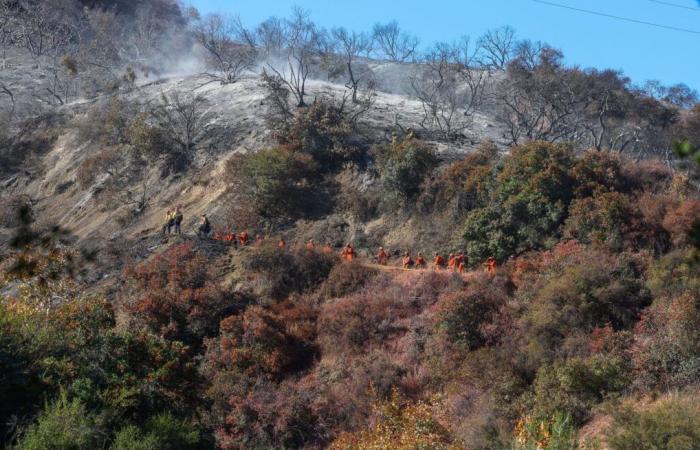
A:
[239,232,249,246]
[447,255,456,271]
[484,258,497,275]
[341,245,355,262]
[433,255,445,270]
[402,255,414,269]
[278,239,286,249]
[377,249,388,265]
[458,261,466,274]
[415,256,426,268]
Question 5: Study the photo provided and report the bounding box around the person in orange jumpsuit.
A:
[484,257,497,275]
[433,253,445,270]
[278,238,286,249]
[322,243,333,254]
[402,251,414,269]
[447,253,456,271]
[341,244,355,262]
[415,252,426,269]
[377,246,388,265]
[238,231,249,246]
[306,239,315,251]
[458,259,467,274]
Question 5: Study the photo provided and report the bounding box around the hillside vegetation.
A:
[1,1,700,449]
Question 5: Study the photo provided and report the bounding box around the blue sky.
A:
[188,0,700,90]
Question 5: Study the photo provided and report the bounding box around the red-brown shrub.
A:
[570,150,624,198]
[632,292,700,390]
[205,306,312,380]
[317,272,457,355]
[123,243,236,348]
[212,378,321,449]
[320,260,378,299]
[564,192,671,253]
[662,199,700,247]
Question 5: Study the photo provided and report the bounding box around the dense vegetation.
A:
[2,129,699,448]
[2,1,700,449]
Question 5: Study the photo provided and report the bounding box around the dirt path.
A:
[360,261,480,279]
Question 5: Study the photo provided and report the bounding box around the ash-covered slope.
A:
[1,62,504,252]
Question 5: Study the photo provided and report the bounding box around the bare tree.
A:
[372,21,419,63]
[496,47,585,144]
[266,7,321,107]
[410,43,466,139]
[477,25,516,70]
[453,36,490,112]
[331,27,374,103]
[116,2,167,66]
[409,40,488,140]
[149,91,213,172]
[15,0,79,68]
[0,0,16,69]
[255,16,286,56]
[192,13,257,85]
[260,69,294,128]
[512,39,545,71]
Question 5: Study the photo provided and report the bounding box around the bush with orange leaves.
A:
[570,150,625,198]
[631,249,700,390]
[202,305,320,449]
[330,389,465,450]
[564,191,671,253]
[203,306,313,380]
[123,243,239,349]
[318,271,457,356]
[662,199,700,247]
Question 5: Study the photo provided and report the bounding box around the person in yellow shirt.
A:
[162,209,175,235]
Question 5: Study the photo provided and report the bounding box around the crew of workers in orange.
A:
[213,227,496,274]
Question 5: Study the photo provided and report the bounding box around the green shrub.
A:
[512,413,579,450]
[632,288,700,390]
[528,355,629,425]
[434,277,510,351]
[461,141,576,262]
[373,136,437,202]
[14,393,102,450]
[225,147,319,228]
[606,395,700,450]
[564,192,670,253]
[570,150,624,198]
[0,302,57,440]
[462,191,566,262]
[417,141,497,214]
[111,413,200,450]
[276,101,359,171]
[496,141,575,206]
[127,113,169,160]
